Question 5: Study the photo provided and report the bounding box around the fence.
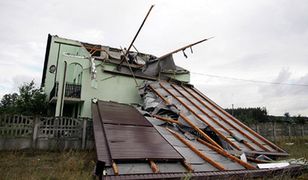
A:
[0,115,94,150]
[0,115,307,150]
[250,122,308,141]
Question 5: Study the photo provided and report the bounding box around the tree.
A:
[284,112,290,119]
[284,112,293,123]
[15,81,48,115]
[294,114,306,124]
[0,80,48,116]
[224,107,268,124]
[0,93,18,114]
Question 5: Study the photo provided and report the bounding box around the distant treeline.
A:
[224,107,307,124]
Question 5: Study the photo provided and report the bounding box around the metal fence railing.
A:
[50,82,81,100]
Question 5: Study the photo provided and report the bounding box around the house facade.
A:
[41,34,190,118]
[38,35,299,179]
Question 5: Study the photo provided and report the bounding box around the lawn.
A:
[0,137,307,179]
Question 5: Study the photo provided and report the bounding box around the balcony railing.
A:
[50,82,81,100]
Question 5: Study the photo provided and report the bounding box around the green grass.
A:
[275,136,308,160]
[0,150,96,180]
[273,136,308,179]
[0,137,307,179]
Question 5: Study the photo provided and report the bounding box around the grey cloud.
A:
[0,0,308,116]
[275,69,292,83]
[192,68,308,116]
[256,69,308,115]
[259,69,308,97]
[0,74,40,98]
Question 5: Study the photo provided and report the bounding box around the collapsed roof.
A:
[142,81,287,155]
[92,80,305,179]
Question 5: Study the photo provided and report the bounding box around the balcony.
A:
[49,82,82,103]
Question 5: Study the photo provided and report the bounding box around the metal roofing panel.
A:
[104,124,183,160]
[92,103,111,166]
[97,101,152,127]
[93,100,184,162]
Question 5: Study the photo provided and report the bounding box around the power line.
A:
[191,72,308,87]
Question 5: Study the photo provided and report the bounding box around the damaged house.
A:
[41,34,189,118]
[41,34,304,179]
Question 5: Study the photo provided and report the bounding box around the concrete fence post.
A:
[32,116,39,149]
[288,124,291,138]
[81,118,87,150]
[272,121,276,141]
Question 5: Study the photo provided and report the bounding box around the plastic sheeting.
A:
[142,54,176,76]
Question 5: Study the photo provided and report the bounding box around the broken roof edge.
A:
[103,164,305,179]
[41,34,191,87]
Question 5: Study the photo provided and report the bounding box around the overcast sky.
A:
[0,0,307,116]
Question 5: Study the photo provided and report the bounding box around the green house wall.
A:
[42,35,190,118]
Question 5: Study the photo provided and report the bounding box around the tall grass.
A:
[0,150,96,180]
[0,137,307,179]
[275,136,308,159]
[273,136,308,179]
